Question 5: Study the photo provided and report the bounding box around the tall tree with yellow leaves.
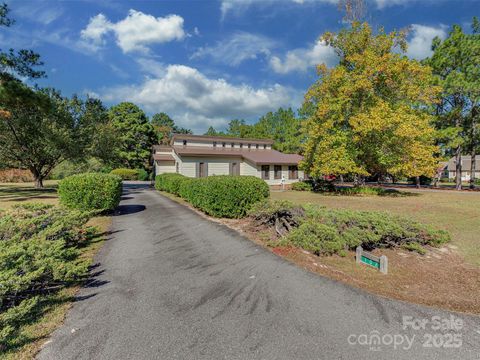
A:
[302,22,440,186]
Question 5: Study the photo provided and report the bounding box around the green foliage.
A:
[311,179,336,193]
[258,200,450,256]
[207,108,303,153]
[157,174,270,218]
[288,222,344,256]
[58,173,122,211]
[49,158,108,180]
[151,112,192,145]
[136,168,149,181]
[0,204,93,347]
[110,168,139,180]
[108,102,157,170]
[155,173,190,196]
[425,19,480,190]
[291,181,313,191]
[302,22,440,180]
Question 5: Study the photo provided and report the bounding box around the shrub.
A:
[0,204,93,347]
[311,179,336,193]
[156,174,270,218]
[186,176,270,218]
[291,181,313,191]
[136,168,149,181]
[155,173,191,196]
[248,200,305,236]
[49,159,107,180]
[288,222,343,255]
[110,168,139,180]
[58,173,122,211]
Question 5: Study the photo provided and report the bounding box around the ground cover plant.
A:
[58,173,122,212]
[0,204,97,353]
[155,174,269,218]
[249,200,450,256]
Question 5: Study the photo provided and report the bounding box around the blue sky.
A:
[2,0,479,133]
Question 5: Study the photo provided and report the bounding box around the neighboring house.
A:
[152,134,304,185]
[447,155,480,181]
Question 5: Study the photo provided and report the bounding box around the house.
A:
[447,155,480,181]
[152,134,304,185]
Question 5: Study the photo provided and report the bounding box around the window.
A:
[213,141,217,147]
[230,162,240,176]
[222,142,226,148]
[288,165,298,180]
[256,144,259,149]
[176,162,179,173]
[240,143,243,148]
[248,144,251,149]
[263,144,267,149]
[261,165,270,180]
[198,162,207,178]
[231,143,235,148]
[274,165,282,179]
[183,140,187,146]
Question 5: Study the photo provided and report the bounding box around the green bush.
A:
[155,173,191,196]
[156,174,270,218]
[0,204,93,348]
[291,181,313,191]
[257,200,450,256]
[136,168,149,181]
[288,222,344,255]
[49,158,109,180]
[58,173,122,211]
[110,168,139,180]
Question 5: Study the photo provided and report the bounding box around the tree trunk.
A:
[339,175,344,184]
[470,153,477,189]
[455,145,462,190]
[353,174,365,187]
[415,176,420,188]
[34,176,44,189]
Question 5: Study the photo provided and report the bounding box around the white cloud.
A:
[80,9,186,53]
[406,24,446,60]
[100,64,294,132]
[192,32,277,66]
[220,0,336,19]
[269,40,337,74]
[12,1,64,25]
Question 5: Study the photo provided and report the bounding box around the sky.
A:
[2,0,479,133]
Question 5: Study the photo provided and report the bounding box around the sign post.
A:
[356,246,388,274]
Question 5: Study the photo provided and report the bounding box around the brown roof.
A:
[153,153,175,161]
[152,145,173,151]
[171,134,274,145]
[447,156,480,171]
[173,146,302,165]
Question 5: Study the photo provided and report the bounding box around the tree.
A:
[425,18,480,190]
[151,112,192,144]
[109,102,157,169]
[204,126,218,136]
[253,107,303,153]
[0,82,84,187]
[0,3,44,81]
[302,22,440,184]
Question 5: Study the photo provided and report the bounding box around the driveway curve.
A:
[38,183,480,360]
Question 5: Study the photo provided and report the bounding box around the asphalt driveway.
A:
[37,183,480,360]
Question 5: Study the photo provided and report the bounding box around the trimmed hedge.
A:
[110,168,139,180]
[155,174,270,218]
[155,173,191,196]
[58,173,122,211]
[291,181,313,191]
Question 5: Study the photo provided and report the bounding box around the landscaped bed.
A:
[0,174,119,359]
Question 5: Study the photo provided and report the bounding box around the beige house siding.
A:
[155,163,176,175]
[240,160,258,177]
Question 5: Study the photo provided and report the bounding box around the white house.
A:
[447,155,480,181]
[152,134,304,185]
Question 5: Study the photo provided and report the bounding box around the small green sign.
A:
[361,255,380,269]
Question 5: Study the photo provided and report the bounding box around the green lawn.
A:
[271,188,480,266]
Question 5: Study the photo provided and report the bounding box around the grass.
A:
[0,181,111,359]
[272,188,480,266]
